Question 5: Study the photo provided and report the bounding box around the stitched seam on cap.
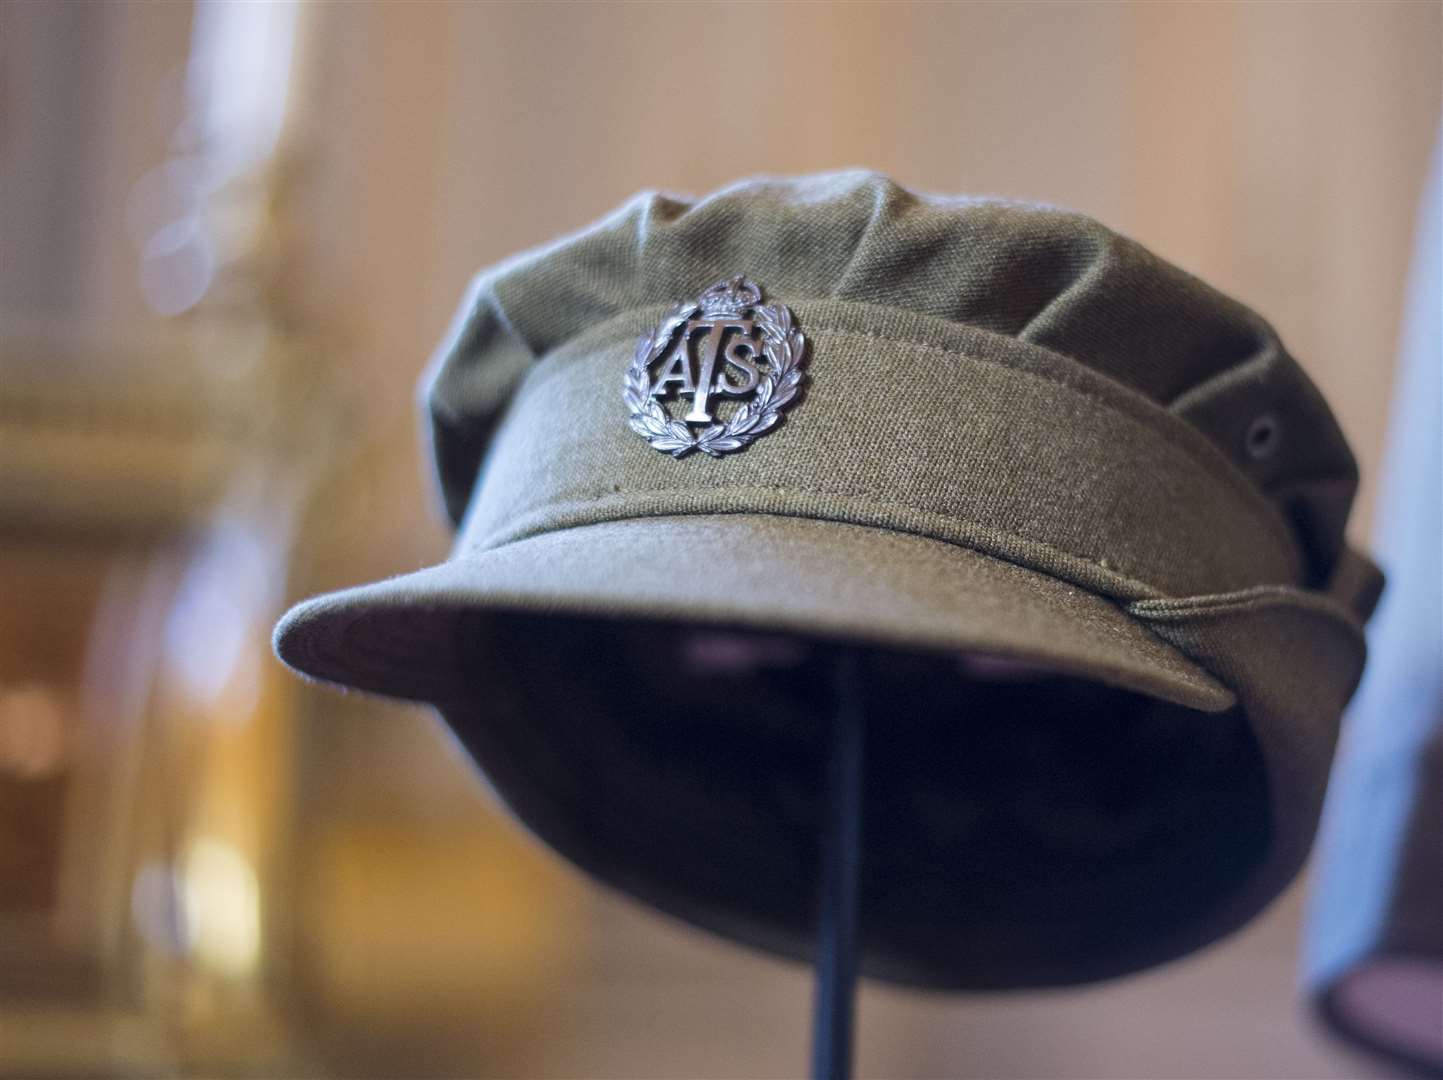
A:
[470,489,1188,602]
[1129,586,1366,632]
[511,478,1286,592]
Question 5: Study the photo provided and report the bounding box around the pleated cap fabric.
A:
[275,172,1381,989]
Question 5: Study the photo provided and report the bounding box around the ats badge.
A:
[624,276,807,457]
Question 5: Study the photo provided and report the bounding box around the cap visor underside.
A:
[274,514,1235,714]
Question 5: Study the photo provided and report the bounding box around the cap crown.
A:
[426,171,1356,583]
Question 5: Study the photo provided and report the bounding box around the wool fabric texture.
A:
[275,172,1380,989]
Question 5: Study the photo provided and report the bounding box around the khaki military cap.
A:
[275,171,1381,989]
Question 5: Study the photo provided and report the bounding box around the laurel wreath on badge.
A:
[623,278,807,458]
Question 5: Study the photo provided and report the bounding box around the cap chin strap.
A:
[1325,546,1386,625]
[1122,549,1380,957]
[1128,544,1377,739]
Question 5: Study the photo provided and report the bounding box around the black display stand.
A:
[810,650,865,1080]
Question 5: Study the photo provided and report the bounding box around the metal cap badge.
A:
[624,276,807,457]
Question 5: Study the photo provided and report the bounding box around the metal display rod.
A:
[810,650,866,1080]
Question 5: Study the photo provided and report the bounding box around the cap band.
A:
[460,301,1304,603]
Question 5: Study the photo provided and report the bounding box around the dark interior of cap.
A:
[438,611,1270,990]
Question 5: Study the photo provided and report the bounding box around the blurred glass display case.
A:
[0,4,580,1075]
[0,333,582,1077]
[0,328,311,1073]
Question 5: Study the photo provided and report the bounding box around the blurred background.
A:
[0,2,1438,1076]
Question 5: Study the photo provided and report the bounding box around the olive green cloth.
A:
[275,171,1380,988]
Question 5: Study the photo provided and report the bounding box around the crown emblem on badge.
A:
[623,276,807,457]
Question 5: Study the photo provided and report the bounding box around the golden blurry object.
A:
[0,240,582,1080]
[0,319,315,1074]
[0,3,582,1075]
